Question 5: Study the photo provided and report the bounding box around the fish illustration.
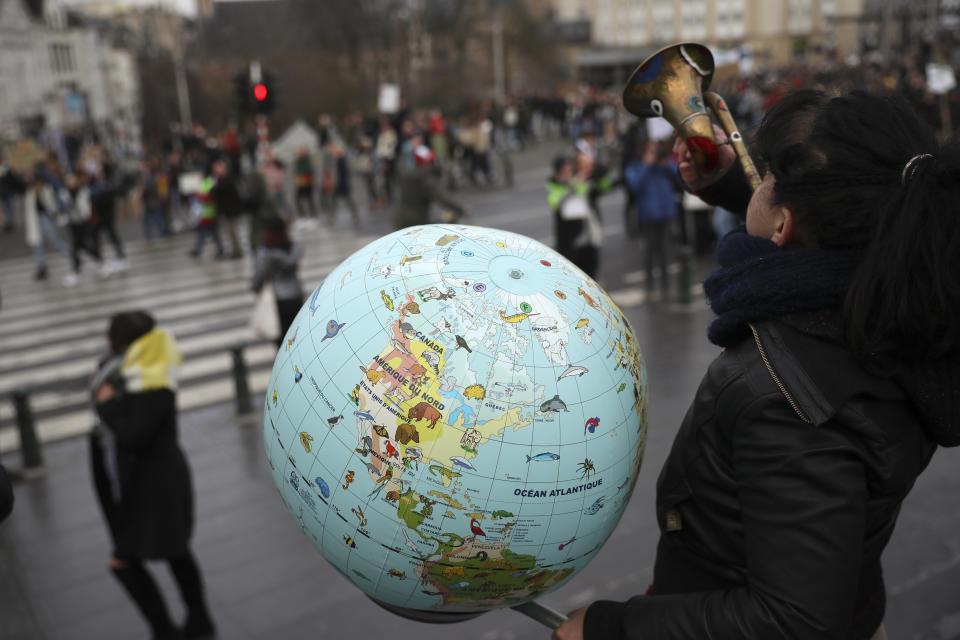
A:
[455,335,472,352]
[540,394,569,413]
[554,290,567,299]
[363,461,380,476]
[352,506,367,526]
[575,318,589,329]
[342,470,355,489]
[355,436,373,455]
[617,383,627,393]
[558,536,577,550]
[294,366,303,383]
[584,497,605,515]
[388,569,407,580]
[405,302,420,314]
[373,424,389,438]
[464,384,485,400]
[321,319,346,341]
[381,290,394,311]
[557,365,588,380]
[344,535,356,548]
[450,456,475,470]
[584,416,600,434]
[315,477,330,498]
[286,327,298,350]
[328,415,343,428]
[499,310,539,323]
[354,411,374,422]
[299,432,314,453]
[436,234,459,246]
[526,452,560,463]
[360,367,386,384]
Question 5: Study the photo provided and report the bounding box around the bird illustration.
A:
[327,415,344,428]
[321,320,346,341]
[470,518,486,537]
[455,335,472,352]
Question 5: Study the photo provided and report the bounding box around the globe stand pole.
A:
[369,597,567,630]
[511,600,568,630]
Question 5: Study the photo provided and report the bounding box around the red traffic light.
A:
[253,83,268,101]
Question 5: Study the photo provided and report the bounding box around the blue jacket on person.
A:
[624,159,678,225]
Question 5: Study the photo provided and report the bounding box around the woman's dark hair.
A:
[755,89,960,362]
[108,311,155,355]
[263,216,292,251]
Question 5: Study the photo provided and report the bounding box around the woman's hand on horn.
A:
[673,124,737,192]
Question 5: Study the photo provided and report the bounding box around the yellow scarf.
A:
[121,328,183,392]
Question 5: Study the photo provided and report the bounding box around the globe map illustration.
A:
[263,224,648,616]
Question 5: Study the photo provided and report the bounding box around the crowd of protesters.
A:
[1,48,957,291]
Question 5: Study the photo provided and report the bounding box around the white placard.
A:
[378,84,401,114]
[926,63,956,95]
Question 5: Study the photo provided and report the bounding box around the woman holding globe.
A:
[554,90,960,639]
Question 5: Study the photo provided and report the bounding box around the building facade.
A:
[555,0,866,68]
[0,0,140,150]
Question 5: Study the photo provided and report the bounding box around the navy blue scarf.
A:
[703,228,860,347]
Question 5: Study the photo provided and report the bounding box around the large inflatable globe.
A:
[264,224,647,616]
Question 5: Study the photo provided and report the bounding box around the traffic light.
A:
[253,69,276,115]
[233,63,276,115]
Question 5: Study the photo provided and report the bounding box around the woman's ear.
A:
[770,207,794,247]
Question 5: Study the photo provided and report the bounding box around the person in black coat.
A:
[91,311,215,640]
[0,461,13,523]
[553,91,960,640]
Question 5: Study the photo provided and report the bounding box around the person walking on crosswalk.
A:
[187,171,225,261]
[251,216,304,348]
[90,311,216,640]
[23,165,76,285]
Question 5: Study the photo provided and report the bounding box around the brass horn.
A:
[623,42,761,191]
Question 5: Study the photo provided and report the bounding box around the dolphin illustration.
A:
[540,394,569,413]
[557,365,588,381]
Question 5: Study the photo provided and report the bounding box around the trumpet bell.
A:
[623,42,721,173]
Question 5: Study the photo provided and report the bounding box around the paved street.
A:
[1,142,958,640]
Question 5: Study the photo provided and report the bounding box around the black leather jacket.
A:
[585,312,942,639]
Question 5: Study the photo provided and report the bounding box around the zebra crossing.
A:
[0,163,697,455]
[0,222,384,453]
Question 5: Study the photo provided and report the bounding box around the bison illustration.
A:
[408,402,442,428]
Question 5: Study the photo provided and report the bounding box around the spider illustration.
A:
[577,458,595,480]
